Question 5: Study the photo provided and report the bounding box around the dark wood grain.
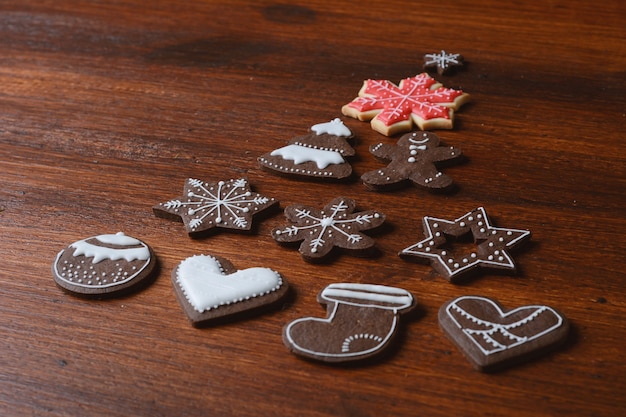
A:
[1,0,625,416]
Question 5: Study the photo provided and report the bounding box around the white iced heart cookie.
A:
[172,254,289,326]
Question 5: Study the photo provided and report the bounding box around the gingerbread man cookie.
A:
[361,131,463,191]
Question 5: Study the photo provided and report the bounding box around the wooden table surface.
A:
[1,0,624,416]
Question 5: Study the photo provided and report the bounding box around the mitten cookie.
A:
[361,131,463,191]
[172,254,288,326]
[153,178,278,236]
[399,207,531,282]
[439,295,569,371]
[341,73,470,136]
[52,232,156,297]
[423,50,465,75]
[272,197,385,262]
[283,283,416,363]
[258,118,356,179]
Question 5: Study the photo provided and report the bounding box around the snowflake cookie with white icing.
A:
[361,131,463,191]
[258,118,356,180]
[153,178,278,236]
[272,196,386,262]
[283,282,416,363]
[423,50,464,75]
[399,207,531,282]
[52,232,157,297]
[342,73,470,136]
[171,254,289,326]
[439,295,569,371]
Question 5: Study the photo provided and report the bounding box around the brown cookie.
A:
[341,73,470,136]
[399,207,531,282]
[361,131,463,191]
[283,283,416,363]
[258,119,355,180]
[272,197,385,262]
[153,178,278,236]
[423,50,465,75]
[171,254,288,327]
[439,295,569,371]
[52,232,157,297]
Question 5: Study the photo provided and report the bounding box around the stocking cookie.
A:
[283,283,416,363]
[399,207,531,282]
[52,232,156,297]
[172,254,288,326]
[439,295,569,371]
[153,178,278,236]
[361,131,463,191]
[272,197,385,262]
[258,118,356,179]
[423,50,465,75]
[341,73,470,136]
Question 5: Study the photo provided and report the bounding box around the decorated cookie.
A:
[171,254,288,326]
[341,73,470,136]
[283,283,416,363]
[423,50,464,75]
[399,207,531,282]
[153,178,278,236]
[258,118,355,179]
[361,131,463,191]
[272,197,385,261]
[439,295,569,371]
[52,232,156,297]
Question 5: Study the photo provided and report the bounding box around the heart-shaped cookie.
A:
[439,296,569,371]
[172,254,288,326]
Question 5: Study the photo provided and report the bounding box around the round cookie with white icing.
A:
[52,232,157,297]
[171,254,289,326]
[258,118,356,180]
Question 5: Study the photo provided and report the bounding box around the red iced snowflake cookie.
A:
[399,207,531,282]
[341,73,470,136]
[439,295,569,371]
[153,178,278,236]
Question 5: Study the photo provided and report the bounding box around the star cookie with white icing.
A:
[153,178,278,236]
[361,131,463,191]
[272,197,386,262]
[258,118,356,180]
[400,207,531,282]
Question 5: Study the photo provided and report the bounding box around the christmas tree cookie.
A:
[258,118,356,179]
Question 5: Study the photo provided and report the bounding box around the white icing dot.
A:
[408,157,416,163]
[459,222,466,227]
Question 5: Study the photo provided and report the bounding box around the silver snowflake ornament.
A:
[423,50,464,75]
[154,178,278,235]
[272,196,385,261]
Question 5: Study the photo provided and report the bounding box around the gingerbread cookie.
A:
[399,207,531,282]
[283,283,416,363]
[171,254,288,326]
[341,73,470,136]
[153,178,278,236]
[52,232,156,297]
[361,131,463,191]
[272,197,385,261]
[439,295,569,371]
[258,118,355,179]
[423,50,464,75]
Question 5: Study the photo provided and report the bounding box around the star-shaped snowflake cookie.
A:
[272,197,385,261]
[341,73,470,136]
[399,207,531,282]
[153,178,278,235]
[361,131,463,191]
[423,50,464,75]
